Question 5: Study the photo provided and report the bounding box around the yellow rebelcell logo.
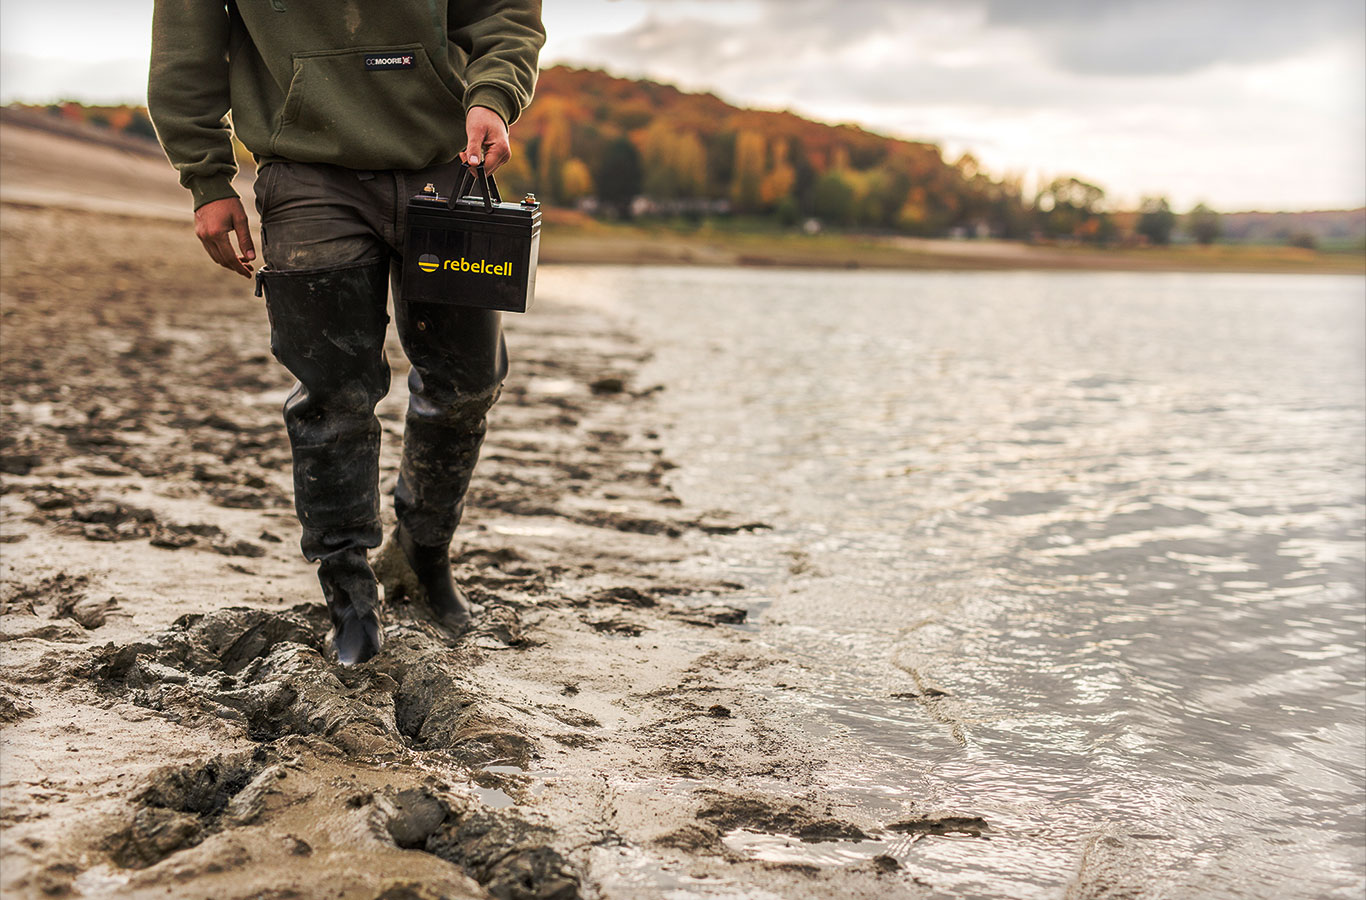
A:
[417,254,512,276]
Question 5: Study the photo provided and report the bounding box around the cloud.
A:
[978,0,1366,75]
[600,0,1364,76]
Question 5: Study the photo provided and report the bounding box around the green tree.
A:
[1187,203,1222,245]
[595,137,643,217]
[789,141,817,213]
[706,132,736,197]
[852,166,908,228]
[1035,176,1107,241]
[812,171,856,226]
[1137,196,1176,245]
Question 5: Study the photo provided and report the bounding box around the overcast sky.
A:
[1,0,1361,211]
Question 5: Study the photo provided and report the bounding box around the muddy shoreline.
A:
[0,198,935,899]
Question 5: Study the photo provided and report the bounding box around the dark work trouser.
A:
[255,159,508,561]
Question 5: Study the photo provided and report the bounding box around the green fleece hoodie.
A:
[148,0,544,209]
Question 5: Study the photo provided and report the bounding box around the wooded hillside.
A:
[10,65,1363,249]
[505,66,1030,237]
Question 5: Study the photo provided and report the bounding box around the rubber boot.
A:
[376,269,508,634]
[389,289,507,547]
[317,548,384,665]
[374,523,474,634]
[256,259,392,665]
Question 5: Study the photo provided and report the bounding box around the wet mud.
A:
[0,188,936,899]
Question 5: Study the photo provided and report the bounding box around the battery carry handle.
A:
[452,162,501,213]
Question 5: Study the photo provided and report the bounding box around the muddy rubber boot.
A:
[381,272,507,635]
[256,260,392,663]
[317,548,384,665]
[375,524,474,634]
[389,294,507,548]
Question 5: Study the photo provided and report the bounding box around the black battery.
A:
[400,163,540,313]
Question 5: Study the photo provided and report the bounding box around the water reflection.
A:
[540,267,1366,899]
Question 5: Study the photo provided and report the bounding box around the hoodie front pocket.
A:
[271,44,466,170]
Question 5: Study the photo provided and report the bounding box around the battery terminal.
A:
[521,193,538,207]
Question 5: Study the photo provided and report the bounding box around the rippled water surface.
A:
[539,266,1366,899]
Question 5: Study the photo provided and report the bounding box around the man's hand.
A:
[194,197,256,278]
[461,106,511,173]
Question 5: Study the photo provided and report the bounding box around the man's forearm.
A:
[449,0,546,126]
[148,0,238,210]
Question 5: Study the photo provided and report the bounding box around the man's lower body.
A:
[253,158,507,665]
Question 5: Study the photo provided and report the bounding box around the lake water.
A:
[537,266,1366,899]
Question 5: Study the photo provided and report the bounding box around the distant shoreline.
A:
[1,106,1358,278]
[539,216,1366,276]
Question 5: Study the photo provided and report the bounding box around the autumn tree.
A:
[506,66,1126,236]
[536,114,572,203]
[897,186,930,234]
[640,123,706,200]
[758,140,796,209]
[560,158,594,202]
[730,131,766,213]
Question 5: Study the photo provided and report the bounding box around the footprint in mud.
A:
[423,804,580,900]
[101,740,582,899]
[81,606,539,764]
[103,748,271,868]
